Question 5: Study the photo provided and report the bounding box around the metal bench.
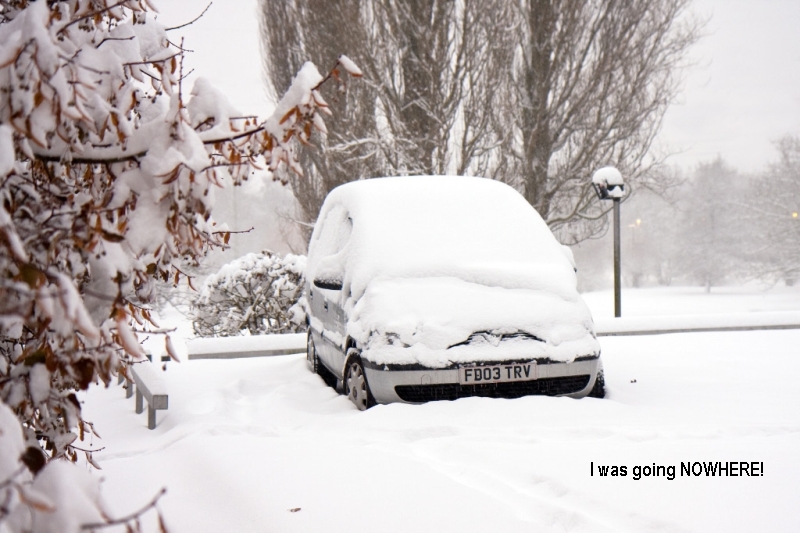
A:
[121,359,169,429]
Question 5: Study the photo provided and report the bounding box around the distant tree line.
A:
[261,0,701,244]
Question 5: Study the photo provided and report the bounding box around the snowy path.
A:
[83,322,800,532]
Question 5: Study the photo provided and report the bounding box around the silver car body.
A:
[304,176,602,404]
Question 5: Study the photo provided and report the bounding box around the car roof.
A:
[308,176,577,300]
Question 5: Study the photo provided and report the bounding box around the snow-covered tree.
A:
[619,181,685,287]
[747,136,800,285]
[676,158,749,291]
[193,251,306,337]
[0,1,358,530]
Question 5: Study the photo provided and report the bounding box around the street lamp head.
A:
[591,166,625,200]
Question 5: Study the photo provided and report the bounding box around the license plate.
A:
[459,362,537,385]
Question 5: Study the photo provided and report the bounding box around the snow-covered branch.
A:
[0,1,359,531]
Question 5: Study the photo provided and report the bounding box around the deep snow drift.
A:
[81,285,800,532]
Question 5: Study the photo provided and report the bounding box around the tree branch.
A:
[58,2,132,36]
[80,488,167,530]
[166,2,213,31]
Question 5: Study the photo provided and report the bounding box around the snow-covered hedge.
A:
[193,252,307,337]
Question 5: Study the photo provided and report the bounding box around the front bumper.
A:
[363,356,601,404]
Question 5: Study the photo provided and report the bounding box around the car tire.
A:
[344,353,375,411]
[588,365,606,399]
[306,331,319,373]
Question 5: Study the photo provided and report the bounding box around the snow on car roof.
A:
[307,176,577,301]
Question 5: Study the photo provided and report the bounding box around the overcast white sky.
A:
[157,0,800,174]
[659,0,800,172]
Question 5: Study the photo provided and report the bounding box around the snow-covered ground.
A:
[81,285,800,532]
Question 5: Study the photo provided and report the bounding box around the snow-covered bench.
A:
[186,333,306,360]
[123,359,168,430]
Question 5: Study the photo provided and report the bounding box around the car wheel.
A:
[306,331,319,373]
[344,355,375,411]
[588,365,606,399]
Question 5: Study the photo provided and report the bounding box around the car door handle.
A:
[324,301,328,311]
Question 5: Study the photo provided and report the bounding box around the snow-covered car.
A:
[303,176,604,409]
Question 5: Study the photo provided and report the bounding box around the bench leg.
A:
[148,406,157,430]
[126,378,134,399]
[135,388,144,414]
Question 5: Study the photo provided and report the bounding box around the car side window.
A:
[308,204,352,284]
[311,205,351,256]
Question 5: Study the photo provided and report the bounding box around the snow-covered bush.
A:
[193,251,307,337]
[0,1,358,530]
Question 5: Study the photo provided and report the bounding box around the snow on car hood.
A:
[346,276,600,368]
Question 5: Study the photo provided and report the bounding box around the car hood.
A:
[345,277,600,368]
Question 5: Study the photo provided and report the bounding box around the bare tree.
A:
[747,136,800,285]
[676,158,749,291]
[262,0,700,245]
[497,0,701,243]
[261,0,381,238]
[367,0,510,177]
[261,0,509,239]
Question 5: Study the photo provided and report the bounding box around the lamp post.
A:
[591,167,625,317]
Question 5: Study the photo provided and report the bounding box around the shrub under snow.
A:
[193,252,307,337]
